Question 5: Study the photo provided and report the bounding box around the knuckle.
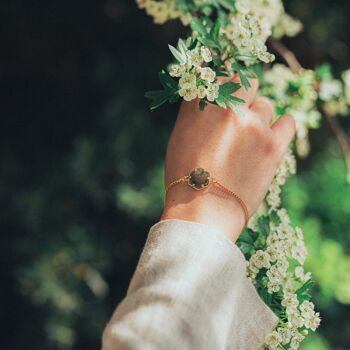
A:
[252,96,274,115]
[263,138,277,156]
[263,98,274,112]
[245,119,263,136]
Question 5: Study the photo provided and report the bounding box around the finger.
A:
[250,96,275,125]
[271,115,296,156]
[231,74,259,106]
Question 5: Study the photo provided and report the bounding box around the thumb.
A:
[271,115,296,156]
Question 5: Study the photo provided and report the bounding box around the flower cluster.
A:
[266,149,296,210]
[136,0,184,25]
[223,0,299,63]
[247,151,321,350]
[318,66,350,117]
[262,65,321,157]
[168,45,219,102]
[223,11,276,63]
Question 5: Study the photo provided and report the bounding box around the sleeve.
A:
[102,219,278,350]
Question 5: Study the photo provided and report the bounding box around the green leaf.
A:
[210,19,221,40]
[190,17,208,37]
[232,62,257,90]
[228,96,245,104]
[296,280,314,296]
[237,241,252,255]
[249,229,259,241]
[215,82,245,110]
[198,37,221,50]
[146,70,179,111]
[239,70,251,90]
[238,228,254,245]
[315,63,332,80]
[145,90,170,111]
[259,287,273,304]
[199,99,207,111]
[168,44,186,64]
[215,96,227,109]
[211,54,222,66]
[219,82,241,95]
[258,216,270,238]
[159,70,178,90]
[217,0,236,11]
[177,38,188,56]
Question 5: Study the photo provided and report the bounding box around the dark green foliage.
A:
[145,71,179,111]
[1,0,350,350]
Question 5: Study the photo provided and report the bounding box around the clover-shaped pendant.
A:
[188,168,211,190]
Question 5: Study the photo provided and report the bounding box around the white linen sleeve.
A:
[102,219,278,350]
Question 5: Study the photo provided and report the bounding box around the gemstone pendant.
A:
[188,168,211,190]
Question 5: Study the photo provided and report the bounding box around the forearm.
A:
[102,220,277,350]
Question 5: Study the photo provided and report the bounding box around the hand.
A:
[161,76,296,242]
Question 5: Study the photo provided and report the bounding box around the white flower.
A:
[276,257,289,273]
[200,67,216,82]
[277,208,290,225]
[265,331,282,349]
[266,246,281,262]
[274,13,303,39]
[200,47,212,62]
[179,73,196,87]
[206,82,219,101]
[288,310,304,328]
[267,280,280,294]
[282,293,299,310]
[276,224,294,241]
[186,49,203,67]
[304,312,321,331]
[277,327,292,345]
[295,266,311,282]
[256,50,275,63]
[251,250,271,269]
[290,331,305,350]
[299,301,315,318]
[291,244,307,264]
[179,83,198,101]
[247,213,259,231]
[319,79,342,101]
[168,64,186,77]
[235,0,250,14]
[295,227,304,240]
[197,85,207,99]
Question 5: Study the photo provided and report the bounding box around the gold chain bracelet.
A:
[164,167,249,228]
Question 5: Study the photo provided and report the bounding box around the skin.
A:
[161,76,296,242]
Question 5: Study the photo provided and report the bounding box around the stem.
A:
[325,112,350,177]
[268,38,302,73]
[269,38,350,177]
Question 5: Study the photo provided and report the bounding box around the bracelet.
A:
[164,167,249,228]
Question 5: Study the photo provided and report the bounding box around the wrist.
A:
[161,184,246,242]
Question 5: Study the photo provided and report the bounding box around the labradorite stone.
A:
[188,168,210,189]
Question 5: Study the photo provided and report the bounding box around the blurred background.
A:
[1,0,349,349]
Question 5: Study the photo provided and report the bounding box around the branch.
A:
[324,112,350,178]
[269,38,350,178]
[268,38,302,73]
